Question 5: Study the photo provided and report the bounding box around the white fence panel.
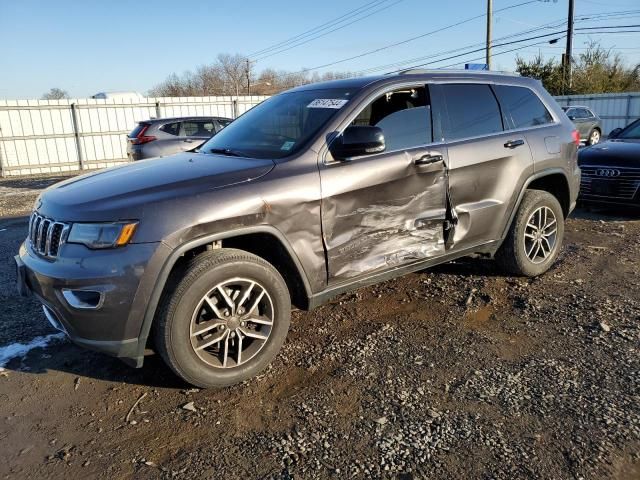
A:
[5,91,636,177]
[0,96,266,177]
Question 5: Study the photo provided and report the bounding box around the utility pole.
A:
[486,0,493,70]
[564,0,575,91]
[245,58,251,95]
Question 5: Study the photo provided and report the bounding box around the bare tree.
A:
[148,53,352,97]
[42,88,69,100]
[217,53,248,96]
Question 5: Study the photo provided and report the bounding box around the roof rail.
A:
[397,68,521,77]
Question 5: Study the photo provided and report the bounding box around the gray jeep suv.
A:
[15,71,580,387]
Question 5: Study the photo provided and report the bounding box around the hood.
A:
[37,152,275,221]
[578,140,640,168]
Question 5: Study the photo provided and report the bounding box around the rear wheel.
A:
[496,189,564,277]
[154,249,291,387]
[588,128,601,145]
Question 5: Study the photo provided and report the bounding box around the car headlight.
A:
[67,221,138,249]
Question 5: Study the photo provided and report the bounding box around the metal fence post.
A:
[155,101,161,119]
[70,103,85,170]
[232,98,238,119]
[0,139,5,178]
[625,95,632,127]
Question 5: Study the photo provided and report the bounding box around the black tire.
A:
[154,248,291,388]
[496,189,564,277]
[587,128,601,146]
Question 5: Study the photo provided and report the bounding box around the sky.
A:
[1,0,639,99]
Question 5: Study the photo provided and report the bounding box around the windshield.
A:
[199,88,356,159]
[617,119,640,139]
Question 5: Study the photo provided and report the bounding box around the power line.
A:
[340,20,640,76]
[383,30,567,74]
[259,12,640,84]
[261,0,545,76]
[439,37,567,69]
[248,0,391,58]
[252,0,404,61]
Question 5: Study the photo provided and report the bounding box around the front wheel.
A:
[496,190,565,277]
[154,249,291,387]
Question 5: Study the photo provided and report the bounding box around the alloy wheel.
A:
[523,206,558,264]
[590,130,600,144]
[189,277,274,368]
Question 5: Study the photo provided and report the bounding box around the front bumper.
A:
[15,239,166,367]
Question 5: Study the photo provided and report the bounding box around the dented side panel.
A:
[445,133,534,250]
[319,148,448,282]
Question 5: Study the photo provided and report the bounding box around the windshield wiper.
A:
[209,148,245,157]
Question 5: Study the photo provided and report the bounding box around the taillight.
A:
[130,124,156,145]
[571,130,580,146]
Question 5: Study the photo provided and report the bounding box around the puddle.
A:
[465,304,495,328]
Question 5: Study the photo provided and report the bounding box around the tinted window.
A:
[577,108,592,118]
[350,86,432,151]
[160,122,180,136]
[441,84,503,140]
[181,121,215,137]
[493,85,553,129]
[617,119,640,139]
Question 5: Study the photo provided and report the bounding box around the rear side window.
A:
[441,84,503,141]
[493,85,553,129]
[181,121,216,137]
[577,108,592,118]
[128,123,149,138]
[160,122,180,136]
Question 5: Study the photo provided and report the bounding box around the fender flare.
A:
[134,225,314,361]
[498,167,571,243]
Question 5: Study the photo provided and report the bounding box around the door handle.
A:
[504,139,525,149]
[414,154,443,165]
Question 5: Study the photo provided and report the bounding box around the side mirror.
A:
[330,125,385,160]
[608,127,622,139]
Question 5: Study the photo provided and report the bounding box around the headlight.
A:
[67,221,138,249]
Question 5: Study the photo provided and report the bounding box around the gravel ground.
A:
[0,175,638,480]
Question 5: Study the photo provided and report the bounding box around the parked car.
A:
[127,116,232,160]
[15,71,580,387]
[578,117,640,208]
[561,106,602,145]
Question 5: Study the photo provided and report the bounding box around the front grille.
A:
[580,166,640,200]
[28,212,70,259]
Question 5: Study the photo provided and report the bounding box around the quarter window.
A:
[441,84,503,141]
[350,86,432,151]
[493,85,553,129]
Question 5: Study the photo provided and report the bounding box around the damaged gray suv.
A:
[15,71,580,387]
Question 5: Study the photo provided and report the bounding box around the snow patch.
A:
[0,333,66,368]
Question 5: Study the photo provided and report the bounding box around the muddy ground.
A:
[0,175,639,480]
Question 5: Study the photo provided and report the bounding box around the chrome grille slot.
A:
[28,212,70,259]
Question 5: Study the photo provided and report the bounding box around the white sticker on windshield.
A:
[281,141,295,151]
[307,98,349,109]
